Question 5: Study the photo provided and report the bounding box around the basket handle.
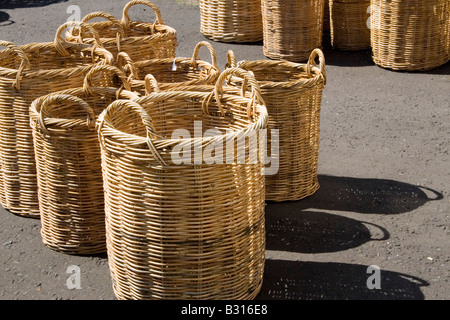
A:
[77,11,126,52]
[55,21,106,57]
[83,64,132,96]
[225,50,237,68]
[203,67,264,120]
[116,51,140,81]
[98,99,166,165]
[0,41,31,90]
[191,41,218,70]
[121,0,164,29]
[306,48,326,84]
[224,50,254,97]
[144,74,161,94]
[37,94,96,134]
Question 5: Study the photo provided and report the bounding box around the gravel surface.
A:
[0,0,448,300]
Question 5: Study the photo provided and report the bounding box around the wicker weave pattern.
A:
[66,0,177,61]
[261,0,325,62]
[370,0,449,71]
[29,66,138,254]
[97,68,268,299]
[329,0,371,50]
[0,24,113,217]
[200,0,263,43]
[228,49,327,202]
[117,41,220,94]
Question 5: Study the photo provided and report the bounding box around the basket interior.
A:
[71,21,173,39]
[135,61,212,84]
[110,94,256,140]
[0,44,103,72]
[41,93,120,124]
[244,62,317,83]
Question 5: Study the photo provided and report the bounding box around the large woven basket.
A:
[261,0,325,62]
[0,23,113,218]
[370,0,449,71]
[200,0,263,43]
[97,68,268,300]
[65,0,177,61]
[227,49,327,202]
[329,0,371,50]
[29,65,139,255]
[117,41,220,94]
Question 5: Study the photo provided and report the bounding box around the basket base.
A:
[372,57,450,72]
[263,48,323,63]
[266,182,320,202]
[202,33,263,44]
[3,206,40,219]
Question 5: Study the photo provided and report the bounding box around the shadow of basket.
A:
[0,0,68,9]
[267,175,443,215]
[265,210,389,254]
[256,260,428,300]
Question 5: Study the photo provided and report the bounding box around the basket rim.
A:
[0,42,111,78]
[227,49,327,89]
[30,87,140,131]
[129,57,220,91]
[66,20,177,44]
[237,60,326,89]
[97,91,269,150]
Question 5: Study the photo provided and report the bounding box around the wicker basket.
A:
[97,68,268,300]
[29,65,139,255]
[329,0,371,50]
[117,41,220,94]
[227,49,327,202]
[370,0,449,71]
[0,23,113,218]
[200,0,263,43]
[261,0,325,62]
[65,0,177,61]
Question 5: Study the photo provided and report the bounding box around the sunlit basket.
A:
[329,0,371,50]
[0,22,113,218]
[29,65,139,255]
[261,0,325,62]
[65,0,177,61]
[97,68,268,300]
[117,41,220,94]
[227,49,327,202]
[370,0,449,71]
[200,0,263,43]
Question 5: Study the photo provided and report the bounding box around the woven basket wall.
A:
[0,23,113,218]
[97,68,268,300]
[65,0,177,61]
[370,0,449,71]
[200,0,263,43]
[329,0,371,50]
[261,0,325,62]
[29,66,138,255]
[227,49,327,202]
[117,41,220,94]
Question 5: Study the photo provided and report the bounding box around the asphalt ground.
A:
[0,0,448,301]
